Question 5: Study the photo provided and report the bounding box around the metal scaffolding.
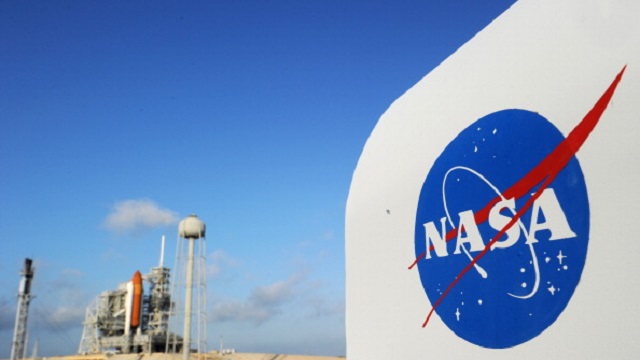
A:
[78,237,176,355]
[11,258,35,360]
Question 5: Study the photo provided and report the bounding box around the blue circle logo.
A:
[414,109,589,348]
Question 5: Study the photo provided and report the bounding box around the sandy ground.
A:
[30,352,345,360]
[202,354,344,360]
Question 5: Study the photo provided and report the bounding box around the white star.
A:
[548,285,556,295]
[455,308,461,321]
[557,250,567,265]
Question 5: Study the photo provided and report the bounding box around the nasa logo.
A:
[415,110,587,349]
[412,68,625,349]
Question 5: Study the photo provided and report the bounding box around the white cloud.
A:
[207,250,240,278]
[211,272,305,325]
[103,199,178,236]
[34,305,86,331]
[306,296,345,318]
[34,268,92,327]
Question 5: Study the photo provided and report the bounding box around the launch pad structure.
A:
[77,265,179,354]
[77,242,180,354]
[78,215,207,356]
[4,214,346,360]
[9,215,208,357]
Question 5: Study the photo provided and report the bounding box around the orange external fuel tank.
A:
[130,270,143,328]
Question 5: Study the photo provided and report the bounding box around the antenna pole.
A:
[160,234,166,267]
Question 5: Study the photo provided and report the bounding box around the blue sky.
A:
[0,0,515,357]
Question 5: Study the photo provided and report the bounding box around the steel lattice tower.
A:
[11,258,35,360]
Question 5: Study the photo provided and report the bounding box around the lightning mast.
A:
[11,258,35,360]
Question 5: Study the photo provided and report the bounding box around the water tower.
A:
[169,214,207,360]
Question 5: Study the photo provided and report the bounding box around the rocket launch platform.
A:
[79,215,208,357]
[78,239,181,355]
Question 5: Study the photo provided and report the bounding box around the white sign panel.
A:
[346,1,640,358]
